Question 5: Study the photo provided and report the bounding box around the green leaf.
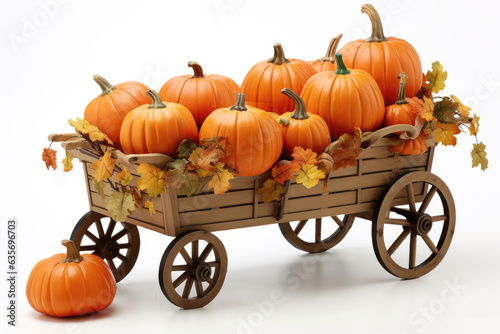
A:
[177,138,198,159]
[166,159,202,196]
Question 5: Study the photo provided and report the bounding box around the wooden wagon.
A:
[52,123,455,309]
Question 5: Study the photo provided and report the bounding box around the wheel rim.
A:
[71,211,140,282]
[279,215,354,253]
[372,172,456,279]
[159,230,228,309]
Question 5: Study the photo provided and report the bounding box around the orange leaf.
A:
[291,147,318,166]
[200,136,232,161]
[272,161,301,185]
[188,147,218,173]
[42,148,57,170]
[433,121,460,146]
[331,133,362,172]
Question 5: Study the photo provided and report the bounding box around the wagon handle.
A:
[48,133,82,142]
[112,149,175,169]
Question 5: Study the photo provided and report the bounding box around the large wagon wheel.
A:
[372,171,455,279]
[71,211,140,282]
[279,215,355,253]
[159,230,228,309]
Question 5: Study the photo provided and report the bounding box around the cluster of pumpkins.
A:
[83,4,423,177]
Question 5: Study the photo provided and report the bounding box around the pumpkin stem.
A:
[188,61,205,78]
[147,90,167,109]
[94,75,117,97]
[319,33,343,63]
[334,54,351,75]
[61,239,84,263]
[396,72,409,105]
[268,43,290,65]
[362,4,388,43]
[230,93,248,111]
[281,88,309,120]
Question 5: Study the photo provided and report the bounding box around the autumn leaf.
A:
[130,187,142,208]
[471,142,488,171]
[42,147,57,170]
[296,164,325,189]
[116,166,133,186]
[256,179,285,203]
[433,97,459,124]
[200,136,232,161]
[421,96,435,122]
[291,147,318,166]
[331,133,362,172]
[90,151,116,182]
[433,121,460,146]
[62,150,73,172]
[469,114,480,136]
[209,162,234,194]
[136,163,166,197]
[177,138,198,159]
[450,94,471,118]
[93,179,105,198]
[106,190,136,222]
[68,118,113,144]
[426,61,448,94]
[166,159,202,196]
[144,200,156,215]
[272,161,301,185]
[188,147,218,173]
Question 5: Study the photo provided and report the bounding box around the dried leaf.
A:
[426,61,447,94]
[433,97,459,124]
[433,121,460,146]
[177,138,198,159]
[93,179,105,198]
[144,200,156,215]
[256,179,285,203]
[68,118,113,144]
[291,147,318,166]
[136,163,166,197]
[209,162,234,194]
[469,114,480,136]
[450,94,471,118]
[188,147,218,173]
[331,133,362,172]
[90,151,116,182]
[166,159,202,196]
[106,190,136,222]
[471,142,488,171]
[62,150,73,172]
[42,147,57,170]
[200,136,232,161]
[272,161,301,185]
[116,166,133,186]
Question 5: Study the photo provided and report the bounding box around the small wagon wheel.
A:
[279,215,355,253]
[372,171,455,279]
[159,230,228,309]
[71,211,140,282]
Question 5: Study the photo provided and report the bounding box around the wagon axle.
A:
[391,207,433,236]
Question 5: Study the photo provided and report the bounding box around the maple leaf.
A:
[426,61,448,94]
[296,164,325,189]
[433,97,459,124]
[272,161,301,185]
[136,163,166,197]
[68,118,113,144]
[331,133,362,172]
[421,96,435,122]
[200,136,232,161]
[469,114,480,136]
[450,94,471,118]
[106,189,136,222]
[189,147,218,173]
[90,151,116,182]
[62,150,73,172]
[93,179,105,198]
[144,200,156,215]
[209,163,235,194]
[166,159,202,196]
[116,166,133,186]
[471,142,488,171]
[291,147,319,166]
[433,121,460,146]
[177,138,198,159]
[256,179,285,203]
[42,147,57,170]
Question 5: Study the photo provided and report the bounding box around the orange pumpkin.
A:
[158,61,241,127]
[119,90,198,156]
[300,53,385,139]
[84,75,151,146]
[308,33,343,72]
[278,88,331,157]
[389,133,427,155]
[337,4,422,105]
[26,240,116,317]
[199,93,283,176]
[384,72,417,134]
[241,43,317,115]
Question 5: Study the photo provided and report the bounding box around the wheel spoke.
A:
[294,220,308,235]
[206,277,216,287]
[111,228,129,241]
[195,280,204,298]
[85,231,100,244]
[406,184,417,213]
[192,240,199,260]
[421,234,439,254]
[172,264,190,271]
[105,220,116,238]
[95,220,105,238]
[391,207,412,220]
[173,271,190,288]
[106,257,118,277]
[199,244,214,262]
[432,215,448,222]
[182,278,194,299]
[116,253,128,262]
[79,244,98,251]
[118,243,132,249]
[206,261,219,268]
[409,232,417,269]
[315,218,322,243]
[419,185,437,213]
[388,229,411,256]
[385,218,411,227]
[180,248,193,266]
[332,216,344,228]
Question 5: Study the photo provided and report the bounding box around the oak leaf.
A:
[426,61,447,94]
[471,142,488,171]
[331,133,362,172]
[90,151,115,182]
[136,163,166,197]
[116,166,133,186]
[433,121,460,146]
[62,150,73,172]
[296,164,325,189]
[469,114,480,136]
[42,147,57,170]
[291,147,318,166]
[209,162,234,194]
[144,200,156,215]
[272,161,301,185]
[68,118,113,144]
[256,179,285,203]
[106,190,136,222]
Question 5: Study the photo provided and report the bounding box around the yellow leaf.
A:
[208,163,235,194]
[144,200,156,215]
[256,179,285,203]
[450,95,471,118]
[433,121,460,146]
[471,142,488,171]
[136,163,166,197]
[421,96,435,122]
[106,190,136,222]
[116,166,133,186]
[426,61,448,94]
[62,150,73,172]
[90,151,115,182]
[296,164,325,189]
[68,118,113,144]
[469,114,480,136]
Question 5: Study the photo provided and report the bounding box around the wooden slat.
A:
[177,189,254,213]
[163,187,180,237]
[179,203,276,226]
[362,152,429,174]
[284,191,356,214]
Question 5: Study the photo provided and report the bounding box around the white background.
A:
[1,0,499,333]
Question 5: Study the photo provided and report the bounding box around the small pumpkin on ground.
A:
[158,61,241,128]
[241,43,317,115]
[84,75,151,146]
[278,88,331,158]
[308,33,343,72]
[199,93,283,176]
[119,90,198,157]
[26,239,116,317]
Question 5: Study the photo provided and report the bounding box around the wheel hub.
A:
[101,239,120,259]
[414,213,433,235]
[192,261,212,282]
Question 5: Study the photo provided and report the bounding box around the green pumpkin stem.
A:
[396,72,409,105]
[230,93,248,111]
[319,33,343,63]
[362,4,388,43]
[94,74,117,97]
[334,54,351,75]
[188,61,204,78]
[61,239,84,263]
[147,90,167,109]
[268,43,290,65]
[281,88,309,120]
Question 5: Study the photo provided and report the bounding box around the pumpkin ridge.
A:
[347,74,362,131]
[281,64,295,112]
[42,261,58,316]
[251,63,269,110]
